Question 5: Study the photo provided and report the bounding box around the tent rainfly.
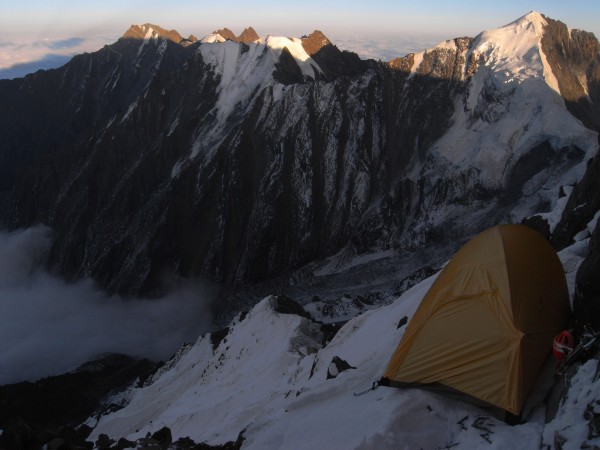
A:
[381,224,570,418]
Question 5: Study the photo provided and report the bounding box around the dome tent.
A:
[381,224,570,418]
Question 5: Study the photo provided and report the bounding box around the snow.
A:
[200,33,226,44]
[541,359,600,449]
[84,13,600,449]
[260,35,322,80]
[538,186,574,233]
[427,11,598,220]
[314,248,396,277]
[88,238,594,449]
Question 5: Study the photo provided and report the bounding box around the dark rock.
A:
[554,431,567,450]
[552,137,600,251]
[320,321,346,346]
[137,437,162,450]
[210,327,230,350]
[172,436,197,449]
[587,412,600,440]
[151,426,172,448]
[397,316,408,329]
[96,433,114,449]
[117,437,136,449]
[573,219,600,329]
[271,295,313,320]
[522,215,551,241]
[327,356,356,379]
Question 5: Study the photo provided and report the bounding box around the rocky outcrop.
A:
[122,23,189,45]
[541,16,600,131]
[212,27,259,43]
[213,27,237,41]
[237,26,259,43]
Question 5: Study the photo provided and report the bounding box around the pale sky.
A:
[1,0,599,78]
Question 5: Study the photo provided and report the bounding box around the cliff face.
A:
[0,14,598,299]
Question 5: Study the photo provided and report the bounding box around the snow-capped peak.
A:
[200,33,226,44]
[471,10,560,95]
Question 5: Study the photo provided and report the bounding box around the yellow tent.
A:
[382,224,570,416]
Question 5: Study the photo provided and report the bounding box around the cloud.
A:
[0,226,216,385]
[330,32,446,61]
[45,37,86,50]
[0,35,115,79]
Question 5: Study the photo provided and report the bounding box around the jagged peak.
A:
[301,30,332,56]
[238,26,259,43]
[122,23,192,45]
[212,27,237,41]
[207,26,259,43]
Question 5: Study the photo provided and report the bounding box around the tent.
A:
[381,224,570,417]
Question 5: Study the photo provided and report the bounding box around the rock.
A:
[271,295,313,320]
[117,437,136,449]
[137,437,162,450]
[397,316,408,329]
[151,427,172,448]
[96,433,113,449]
[327,356,356,379]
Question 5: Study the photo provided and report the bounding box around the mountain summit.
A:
[122,23,196,45]
[211,26,259,43]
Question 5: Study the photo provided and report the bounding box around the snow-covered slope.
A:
[406,11,597,237]
[87,237,600,448]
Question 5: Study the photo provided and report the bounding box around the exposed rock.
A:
[552,138,600,251]
[271,295,313,320]
[122,23,185,45]
[521,215,551,241]
[327,356,356,379]
[210,327,230,350]
[151,426,172,448]
[96,433,114,449]
[237,26,259,43]
[117,437,136,449]
[397,316,408,329]
[301,30,331,56]
[212,28,237,41]
[573,219,600,328]
[541,16,600,131]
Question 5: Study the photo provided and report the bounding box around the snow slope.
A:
[420,11,597,219]
[88,234,600,448]
[183,36,322,164]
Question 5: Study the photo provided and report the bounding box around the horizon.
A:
[1,1,599,79]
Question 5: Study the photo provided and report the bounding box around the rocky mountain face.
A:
[0,13,598,320]
[123,23,197,46]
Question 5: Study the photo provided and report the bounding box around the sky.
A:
[1,0,599,78]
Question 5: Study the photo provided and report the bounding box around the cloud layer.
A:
[0,226,216,385]
[0,35,115,79]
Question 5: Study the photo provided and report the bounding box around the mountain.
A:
[212,26,260,43]
[0,12,598,315]
[122,23,197,45]
[2,10,600,449]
